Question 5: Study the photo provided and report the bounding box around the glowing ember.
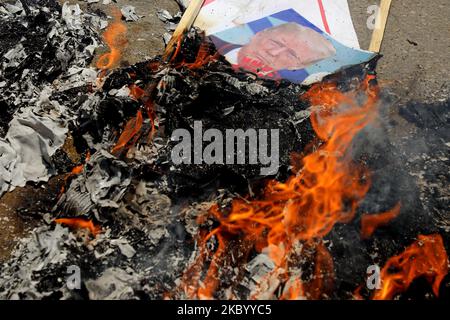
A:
[361,203,401,239]
[54,218,101,237]
[180,75,394,299]
[96,8,127,71]
[373,234,449,300]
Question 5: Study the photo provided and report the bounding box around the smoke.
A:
[327,92,449,298]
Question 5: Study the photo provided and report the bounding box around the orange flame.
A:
[180,76,390,299]
[361,203,401,239]
[280,242,335,300]
[59,151,91,196]
[129,83,157,141]
[96,9,127,71]
[166,34,218,70]
[373,234,449,300]
[111,82,158,154]
[54,218,101,237]
[111,38,215,155]
[70,151,91,175]
[281,278,304,300]
[111,110,143,154]
[178,42,219,70]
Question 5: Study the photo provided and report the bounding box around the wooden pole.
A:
[163,0,205,59]
[369,0,393,52]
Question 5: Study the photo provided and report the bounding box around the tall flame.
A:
[373,234,449,300]
[96,9,127,71]
[181,76,388,299]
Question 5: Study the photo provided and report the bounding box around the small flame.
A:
[54,218,101,237]
[96,9,127,71]
[70,151,91,175]
[166,34,218,70]
[129,83,157,140]
[373,234,449,300]
[180,76,392,299]
[59,151,91,196]
[111,82,158,154]
[361,203,401,239]
[178,42,218,70]
[281,278,304,300]
[111,110,143,154]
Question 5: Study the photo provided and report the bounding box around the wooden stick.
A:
[369,0,393,52]
[163,0,205,59]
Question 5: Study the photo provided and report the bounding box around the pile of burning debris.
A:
[0,0,449,300]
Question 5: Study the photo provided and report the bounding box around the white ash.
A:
[0,184,195,299]
[0,224,75,299]
[53,66,98,92]
[0,1,25,17]
[0,0,102,196]
[85,267,140,300]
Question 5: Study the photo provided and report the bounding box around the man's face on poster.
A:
[238,22,337,71]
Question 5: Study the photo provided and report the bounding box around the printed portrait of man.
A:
[237,22,336,73]
[207,8,375,83]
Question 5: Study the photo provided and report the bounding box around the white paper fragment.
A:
[193,0,375,84]
[156,9,173,22]
[61,3,83,30]
[3,44,26,69]
[109,85,131,97]
[163,32,172,45]
[121,5,140,22]
[1,88,68,189]
[111,239,136,258]
[4,1,24,15]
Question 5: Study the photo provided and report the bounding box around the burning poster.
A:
[194,0,376,84]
